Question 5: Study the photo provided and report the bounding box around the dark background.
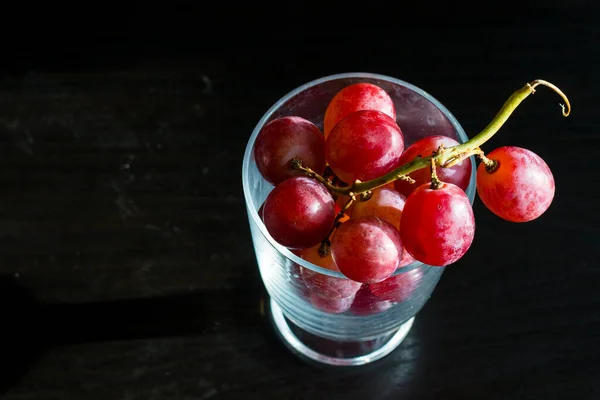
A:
[0,2,598,399]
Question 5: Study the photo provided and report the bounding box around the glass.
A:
[242,73,476,366]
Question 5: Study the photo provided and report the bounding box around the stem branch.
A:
[290,79,570,195]
[430,158,442,189]
[478,153,499,172]
[318,196,354,257]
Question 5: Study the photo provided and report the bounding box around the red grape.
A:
[331,216,403,284]
[394,135,471,198]
[400,182,475,266]
[368,267,423,303]
[300,245,362,300]
[476,146,555,222]
[351,187,406,225]
[263,176,335,249]
[310,292,356,314]
[326,110,404,184]
[350,187,415,267]
[349,285,393,316]
[323,82,396,138]
[254,116,326,185]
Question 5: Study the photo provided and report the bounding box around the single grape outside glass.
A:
[242,73,476,366]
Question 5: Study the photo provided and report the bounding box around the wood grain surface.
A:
[0,3,598,399]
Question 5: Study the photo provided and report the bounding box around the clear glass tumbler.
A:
[242,73,476,366]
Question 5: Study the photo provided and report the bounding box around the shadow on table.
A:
[0,271,270,394]
[0,276,44,394]
[0,267,418,396]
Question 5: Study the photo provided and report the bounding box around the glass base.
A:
[267,297,415,367]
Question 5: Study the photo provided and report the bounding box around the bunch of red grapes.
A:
[253,82,557,314]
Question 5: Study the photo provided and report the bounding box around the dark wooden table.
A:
[1,4,599,399]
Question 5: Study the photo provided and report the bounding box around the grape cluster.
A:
[253,80,566,314]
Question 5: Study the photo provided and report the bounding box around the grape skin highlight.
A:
[326,110,404,185]
[350,187,415,267]
[331,216,404,284]
[400,182,475,267]
[323,82,396,138]
[263,176,335,249]
[254,116,326,186]
[476,146,555,222]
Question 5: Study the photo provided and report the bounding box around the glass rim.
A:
[242,72,476,279]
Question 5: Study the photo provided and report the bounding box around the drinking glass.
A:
[242,73,476,366]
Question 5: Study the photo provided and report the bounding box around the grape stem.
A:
[318,196,354,257]
[477,152,499,172]
[430,158,442,189]
[291,79,570,195]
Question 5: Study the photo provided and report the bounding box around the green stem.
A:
[292,79,570,195]
[478,152,499,173]
[318,195,354,257]
[430,158,442,189]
